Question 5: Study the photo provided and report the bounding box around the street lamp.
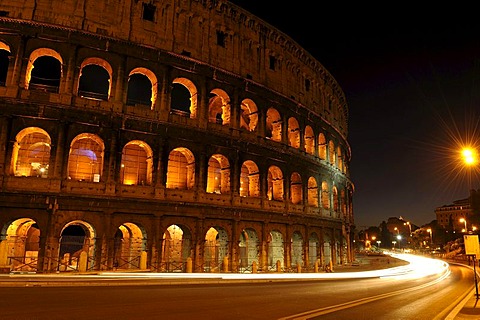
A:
[392,240,397,250]
[461,147,477,197]
[396,234,402,249]
[460,218,467,233]
[376,240,381,248]
[394,227,399,235]
[462,148,476,166]
[404,221,412,236]
[427,228,432,246]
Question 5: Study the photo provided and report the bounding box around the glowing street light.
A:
[396,234,402,249]
[427,228,432,246]
[404,221,412,236]
[462,148,477,166]
[394,227,399,235]
[460,218,467,233]
[461,147,477,191]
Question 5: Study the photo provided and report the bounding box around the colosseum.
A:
[0,0,354,274]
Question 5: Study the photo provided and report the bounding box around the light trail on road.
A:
[96,253,448,281]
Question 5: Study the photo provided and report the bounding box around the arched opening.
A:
[2,218,40,272]
[67,133,104,182]
[113,222,147,270]
[308,232,321,268]
[203,227,229,272]
[240,98,258,131]
[337,146,343,171]
[208,88,230,125]
[321,181,330,211]
[291,231,304,268]
[126,67,157,109]
[266,108,282,142]
[126,74,153,107]
[78,58,112,101]
[25,48,62,93]
[29,56,61,93]
[238,228,259,271]
[304,125,315,155]
[239,160,260,197]
[171,78,197,118]
[287,117,300,149]
[206,154,230,194]
[166,147,195,190]
[290,172,302,204]
[267,165,284,201]
[267,230,284,270]
[318,133,327,160]
[58,222,96,272]
[161,224,192,272]
[0,43,11,86]
[333,186,339,215]
[307,177,319,207]
[120,140,153,186]
[323,234,332,267]
[329,140,336,165]
[12,127,51,178]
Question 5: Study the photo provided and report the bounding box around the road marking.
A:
[278,269,451,320]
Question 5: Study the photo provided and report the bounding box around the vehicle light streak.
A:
[98,253,449,281]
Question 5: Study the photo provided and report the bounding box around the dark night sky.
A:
[229,2,480,228]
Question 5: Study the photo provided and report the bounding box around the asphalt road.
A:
[0,260,472,320]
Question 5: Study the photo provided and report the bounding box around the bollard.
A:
[276,260,281,272]
[78,251,87,272]
[314,260,319,273]
[297,262,301,273]
[186,257,193,273]
[252,261,257,273]
[223,256,229,272]
[140,251,147,270]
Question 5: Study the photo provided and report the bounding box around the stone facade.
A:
[0,0,354,274]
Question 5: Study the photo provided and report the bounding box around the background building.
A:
[0,0,354,274]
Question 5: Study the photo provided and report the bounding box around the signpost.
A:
[464,235,480,299]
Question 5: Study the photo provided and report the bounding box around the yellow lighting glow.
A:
[462,148,476,165]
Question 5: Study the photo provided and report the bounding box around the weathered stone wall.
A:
[0,0,348,137]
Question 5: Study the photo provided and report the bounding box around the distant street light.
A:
[427,228,432,246]
[460,218,467,233]
[392,240,397,250]
[396,234,402,249]
[404,221,412,236]
[376,240,381,248]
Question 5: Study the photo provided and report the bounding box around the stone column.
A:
[0,116,10,176]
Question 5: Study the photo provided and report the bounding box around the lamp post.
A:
[427,228,432,247]
[392,240,397,250]
[404,221,412,236]
[396,234,402,250]
[460,218,467,233]
[376,240,381,248]
[404,221,412,246]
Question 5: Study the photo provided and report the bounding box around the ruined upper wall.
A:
[0,0,348,137]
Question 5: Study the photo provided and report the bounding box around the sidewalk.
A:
[452,290,480,320]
